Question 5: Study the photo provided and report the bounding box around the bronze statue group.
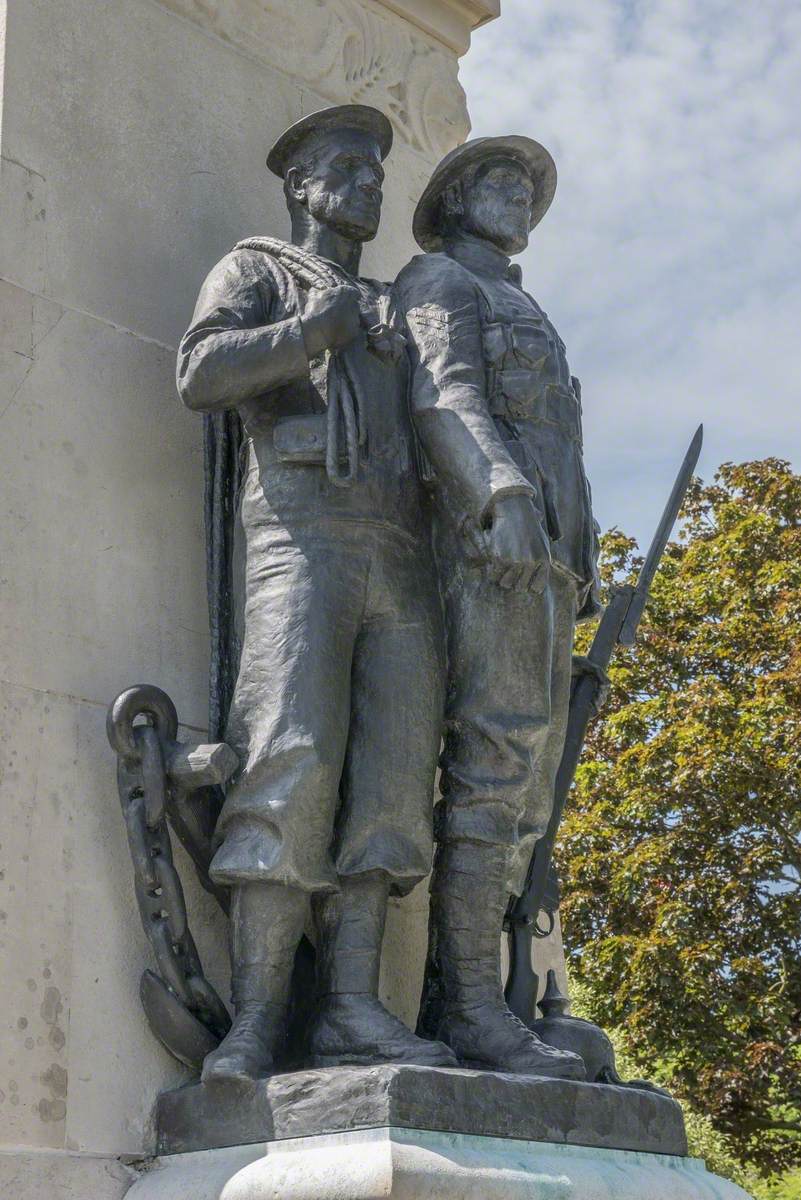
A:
[177,103,604,1087]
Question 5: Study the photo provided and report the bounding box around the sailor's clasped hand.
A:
[301,285,362,358]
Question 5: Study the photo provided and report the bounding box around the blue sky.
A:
[462,0,801,546]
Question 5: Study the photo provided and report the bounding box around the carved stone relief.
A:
[157,0,470,158]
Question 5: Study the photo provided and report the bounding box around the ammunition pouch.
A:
[489,382,583,443]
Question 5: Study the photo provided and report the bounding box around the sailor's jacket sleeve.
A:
[395,253,535,525]
[177,249,310,412]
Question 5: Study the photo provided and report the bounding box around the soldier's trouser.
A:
[210,519,444,897]
[435,526,578,897]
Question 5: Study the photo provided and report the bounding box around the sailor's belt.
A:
[489,378,582,439]
[273,413,343,465]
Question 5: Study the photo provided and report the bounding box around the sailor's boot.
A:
[309,872,458,1068]
[430,841,585,1078]
[202,881,308,1086]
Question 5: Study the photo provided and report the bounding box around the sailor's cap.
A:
[267,105,394,177]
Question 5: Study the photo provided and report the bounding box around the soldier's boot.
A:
[430,841,585,1079]
[309,872,458,1068]
[202,881,307,1086]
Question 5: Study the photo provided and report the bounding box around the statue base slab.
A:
[126,1126,755,1199]
[155,1063,687,1157]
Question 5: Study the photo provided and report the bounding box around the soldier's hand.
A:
[301,286,362,358]
[571,655,611,715]
[484,494,551,594]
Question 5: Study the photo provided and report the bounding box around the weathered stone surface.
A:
[129,1128,755,1200]
[0,1148,137,1200]
[156,1064,688,1156]
[0,681,229,1154]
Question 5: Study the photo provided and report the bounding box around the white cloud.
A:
[461,0,801,543]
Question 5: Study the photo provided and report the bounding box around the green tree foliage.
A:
[571,977,800,1195]
[750,1172,801,1200]
[570,975,755,1185]
[561,459,801,1174]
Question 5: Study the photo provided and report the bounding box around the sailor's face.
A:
[302,130,385,242]
[461,159,534,255]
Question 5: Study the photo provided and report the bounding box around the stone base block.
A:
[126,1127,755,1199]
[155,1064,688,1157]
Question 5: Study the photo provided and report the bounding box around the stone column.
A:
[0,0,498,1192]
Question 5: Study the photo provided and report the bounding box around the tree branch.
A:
[749,1117,801,1134]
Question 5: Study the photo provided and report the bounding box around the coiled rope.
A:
[236,237,363,487]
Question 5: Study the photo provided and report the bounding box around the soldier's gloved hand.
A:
[300,286,362,358]
[484,494,551,594]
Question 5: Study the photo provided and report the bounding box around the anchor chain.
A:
[107,685,237,1069]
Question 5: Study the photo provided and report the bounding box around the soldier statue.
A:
[396,136,603,1078]
[176,105,457,1084]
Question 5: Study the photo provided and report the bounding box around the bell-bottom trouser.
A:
[211,518,445,897]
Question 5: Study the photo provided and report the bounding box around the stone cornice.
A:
[374,0,500,54]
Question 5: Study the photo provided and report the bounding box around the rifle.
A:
[505,425,704,1024]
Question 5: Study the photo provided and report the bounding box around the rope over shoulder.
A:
[234,236,343,290]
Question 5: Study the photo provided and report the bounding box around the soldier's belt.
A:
[489,380,582,439]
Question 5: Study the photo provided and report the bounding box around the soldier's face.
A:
[461,160,534,255]
[296,130,385,242]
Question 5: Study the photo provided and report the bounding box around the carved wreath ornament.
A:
[160,0,470,159]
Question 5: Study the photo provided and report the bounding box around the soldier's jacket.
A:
[395,239,600,617]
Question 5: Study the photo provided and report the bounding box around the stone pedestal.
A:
[126,1128,754,1200]
[131,1067,750,1200]
[154,1065,688,1157]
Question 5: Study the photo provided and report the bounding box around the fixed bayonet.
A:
[618,423,704,646]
